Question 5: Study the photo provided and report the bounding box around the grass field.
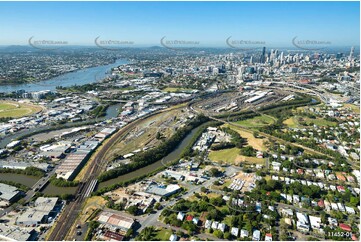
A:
[223,124,267,151]
[344,104,360,114]
[309,118,337,127]
[209,147,240,163]
[209,147,265,165]
[283,117,298,128]
[235,115,275,127]
[283,116,337,128]
[162,87,193,93]
[238,156,266,165]
[154,228,173,241]
[0,100,42,118]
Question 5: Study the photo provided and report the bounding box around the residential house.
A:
[252,230,261,241]
[339,223,352,232]
[309,216,321,230]
[345,206,356,214]
[204,220,212,229]
[265,233,272,241]
[217,223,226,233]
[231,227,239,237]
[296,212,310,232]
[240,229,249,238]
[177,212,185,221]
[211,221,219,230]
[169,234,178,241]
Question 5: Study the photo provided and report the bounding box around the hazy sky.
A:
[0,1,359,47]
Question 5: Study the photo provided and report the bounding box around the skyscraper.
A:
[349,46,354,61]
[260,47,266,63]
[280,52,284,62]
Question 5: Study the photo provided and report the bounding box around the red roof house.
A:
[339,223,352,232]
[337,186,346,192]
[317,199,325,208]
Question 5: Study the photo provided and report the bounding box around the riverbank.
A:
[98,125,203,189]
[0,59,128,93]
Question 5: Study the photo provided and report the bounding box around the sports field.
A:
[0,100,43,118]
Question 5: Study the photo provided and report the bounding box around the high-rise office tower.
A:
[349,46,354,61]
[336,53,343,60]
[260,47,266,63]
[269,49,274,61]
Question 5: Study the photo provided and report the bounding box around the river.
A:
[99,125,202,188]
[0,122,202,196]
[104,103,122,120]
[0,59,128,93]
[0,173,77,195]
[0,173,39,187]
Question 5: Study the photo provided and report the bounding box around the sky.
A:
[0,1,359,47]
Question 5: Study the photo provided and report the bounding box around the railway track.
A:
[47,122,145,240]
[47,106,187,241]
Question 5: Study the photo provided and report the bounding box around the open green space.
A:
[209,147,240,163]
[154,228,173,241]
[344,103,360,114]
[209,147,265,165]
[283,116,337,128]
[234,115,275,127]
[283,117,298,128]
[0,100,42,118]
[0,102,16,110]
[162,87,193,93]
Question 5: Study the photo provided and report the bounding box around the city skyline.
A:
[0,1,359,47]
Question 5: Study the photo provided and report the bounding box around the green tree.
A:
[240,146,256,157]
[224,232,231,240]
[154,202,161,210]
[213,230,223,238]
[209,168,221,177]
[127,205,139,215]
